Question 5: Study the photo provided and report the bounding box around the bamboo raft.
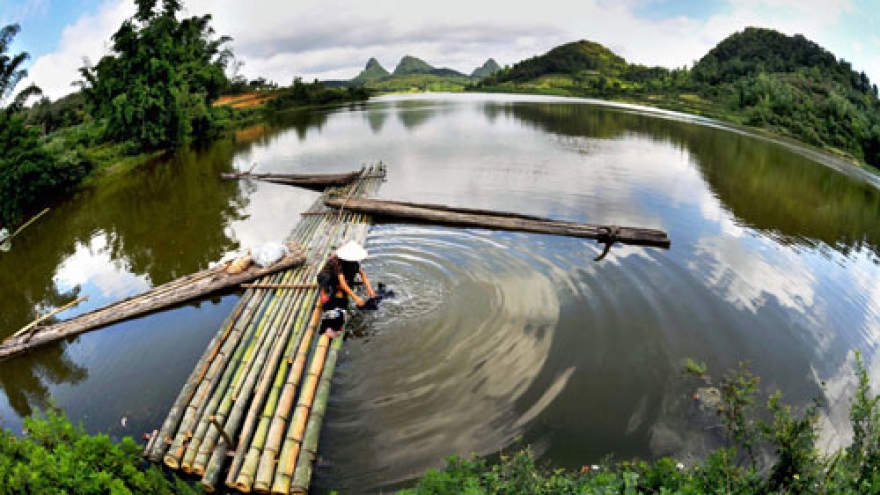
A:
[0,246,307,361]
[147,164,386,494]
[221,170,365,191]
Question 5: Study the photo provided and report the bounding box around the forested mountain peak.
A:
[393,55,435,75]
[352,57,390,83]
[472,58,501,79]
[488,40,628,83]
[692,26,876,97]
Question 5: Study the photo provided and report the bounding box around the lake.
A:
[2,93,879,492]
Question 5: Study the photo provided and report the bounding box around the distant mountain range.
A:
[349,55,502,85]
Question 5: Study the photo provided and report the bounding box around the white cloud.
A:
[24,0,133,100]
[22,0,880,100]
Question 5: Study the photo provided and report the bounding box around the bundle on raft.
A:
[0,244,307,361]
[324,197,671,257]
[221,170,365,191]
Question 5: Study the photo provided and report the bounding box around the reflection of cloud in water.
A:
[691,235,816,318]
[328,230,568,489]
[53,232,149,300]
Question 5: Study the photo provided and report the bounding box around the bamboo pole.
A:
[197,265,303,488]
[223,268,317,487]
[1,248,306,360]
[231,209,348,491]
[252,307,321,492]
[9,207,50,240]
[165,272,282,469]
[148,289,255,461]
[188,269,294,475]
[270,333,332,494]
[290,328,344,493]
[8,296,88,341]
[241,283,318,290]
[227,291,316,491]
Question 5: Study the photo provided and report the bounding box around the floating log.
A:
[0,244,307,361]
[324,197,671,251]
[221,170,365,191]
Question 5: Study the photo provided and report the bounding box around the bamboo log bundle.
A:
[150,164,386,495]
[324,196,671,249]
[0,244,307,361]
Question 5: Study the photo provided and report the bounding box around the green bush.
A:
[0,408,200,494]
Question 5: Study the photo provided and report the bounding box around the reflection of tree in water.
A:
[364,109,389,134]
[0,344,88,417]
[499,101,880,256]
[395,100,442,131]
[0,134,250,416]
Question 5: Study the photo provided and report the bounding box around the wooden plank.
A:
[324,197,671,248]
[0,246,307,361]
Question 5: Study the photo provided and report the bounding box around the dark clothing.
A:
[317,255,361,296]
[317,255,361,334]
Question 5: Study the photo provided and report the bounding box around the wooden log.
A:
[324,196,671,249]
[0,247,306,361]
[221,170,364,191]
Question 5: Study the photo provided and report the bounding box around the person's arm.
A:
[360,269,376,298]
[338,273,365,306]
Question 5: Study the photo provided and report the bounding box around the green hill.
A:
[471,59,501,79]
[394,55,436,75]
[475,30,880,169]
[351,57,390,84]
[490,40,628,83]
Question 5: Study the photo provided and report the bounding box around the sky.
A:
[0,0,878,101]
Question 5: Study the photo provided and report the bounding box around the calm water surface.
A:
[2,93,880,492]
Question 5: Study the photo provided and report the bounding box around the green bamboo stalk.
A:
[190,269,294,475]
[199,304,297,491]
[224,267,316,487]
[148,289,255,462]
[166,271,282,469]
[270,333,332,495]
[228,292,316,491]
[252,306,321,492]
[290,331,344,493]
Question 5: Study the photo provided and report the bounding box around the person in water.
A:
[317,241,377,338]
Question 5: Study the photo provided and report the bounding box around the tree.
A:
[0,24,89,226]
[79,0,232,151]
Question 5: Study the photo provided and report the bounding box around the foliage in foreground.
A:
[402,355,880,495]
[0,408,200,495]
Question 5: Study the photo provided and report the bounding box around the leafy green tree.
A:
[0,24,90,226]
[79,0,231,151]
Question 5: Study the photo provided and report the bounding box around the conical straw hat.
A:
[337,241,368,261]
